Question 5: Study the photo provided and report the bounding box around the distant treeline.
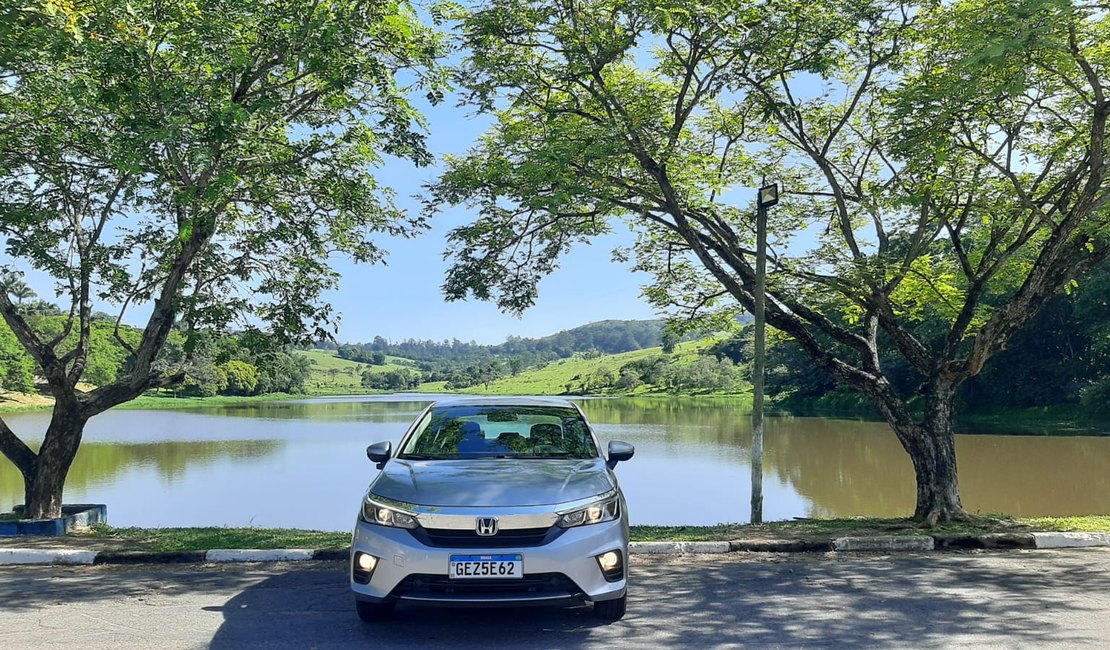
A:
[326,319,667,363]
[323,320,684,391]
[728,264,1110,418]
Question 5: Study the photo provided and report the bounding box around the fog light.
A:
[596,549,624,582]
[353,552,379,584]
[356,553,378,572]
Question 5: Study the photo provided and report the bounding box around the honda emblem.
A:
[476,517,498,536]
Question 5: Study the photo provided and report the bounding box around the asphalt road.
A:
[1,549,1109,649]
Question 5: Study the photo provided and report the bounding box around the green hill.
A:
[449,340,750,397]
[295,349,415,394]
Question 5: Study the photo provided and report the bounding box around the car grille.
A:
[391,573,582,598]
[411,526,564,548]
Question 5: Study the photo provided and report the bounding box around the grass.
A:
[295,349,418,396]
[82,524,350,552]
[630,515,1110,541]
[461,341,735,397]
[118,393,301,410]
[0,391,304,413]
[63,515,1110,551]
[1019,515,1110,532]
[297,349,375,395]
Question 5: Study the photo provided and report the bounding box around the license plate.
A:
[449,554,523,579]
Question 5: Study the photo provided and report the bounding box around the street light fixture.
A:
[751,181,777,524]
[758,183,779,208]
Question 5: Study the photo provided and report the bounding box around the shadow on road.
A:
[2,551,1106,647]
[203,552,1110,648]
[205,563,613,649]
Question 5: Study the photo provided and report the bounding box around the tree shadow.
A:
[2,550,1107,648]
[206,563,611,649]
[0,563,268,612]
[206,550,1110,648]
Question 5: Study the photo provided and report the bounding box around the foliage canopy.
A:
[431,0,1110,521]
[0,0,444,517]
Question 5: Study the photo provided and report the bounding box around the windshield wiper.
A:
[400,454,449,460]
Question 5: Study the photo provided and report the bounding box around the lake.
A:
[1,394,1108,529]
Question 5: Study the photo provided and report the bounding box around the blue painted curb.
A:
[1,505,107,537]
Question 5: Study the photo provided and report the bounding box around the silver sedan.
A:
[349,397,634,622]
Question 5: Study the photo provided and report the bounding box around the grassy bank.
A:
[454,340,748,398]
[630,515,1110,541]
[63,516,1110,552]
[121,393,303,410]
[0,391,313,414]
[296,349,417,396]
[83,525,350,551]
[777,396,1110,436]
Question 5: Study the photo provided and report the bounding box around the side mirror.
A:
[366,441,392,470]
[606,440,635,469]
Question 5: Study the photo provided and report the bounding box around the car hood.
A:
[369,458,614,508]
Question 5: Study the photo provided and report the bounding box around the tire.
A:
[593,594,627,621]
[355,599,395,623]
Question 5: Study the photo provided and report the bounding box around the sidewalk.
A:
[3,530,1110,565]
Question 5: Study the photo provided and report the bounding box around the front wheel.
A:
[593,594,627,621]
[355,599,395,622]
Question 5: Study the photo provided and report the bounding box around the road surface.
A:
[1,549,1109,648]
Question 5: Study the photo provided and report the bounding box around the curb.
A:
[629,541,731,554]
[731,539,833,552]
[1031,532,1110,548]
[933,533,1036,550]
[1,533,1108,566]
[832,536,934,552]
[0,549,97,565]
[207,549,315,563]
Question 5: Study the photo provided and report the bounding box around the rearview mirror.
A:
[606,440,635,469]
[366,441,392,470]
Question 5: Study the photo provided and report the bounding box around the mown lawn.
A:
[71,515,1110,552]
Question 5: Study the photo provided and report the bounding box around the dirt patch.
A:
[0,532,144,551]
[0,390,53,410]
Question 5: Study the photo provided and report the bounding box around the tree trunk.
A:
[891,384,968,525]
[23,404,87,520]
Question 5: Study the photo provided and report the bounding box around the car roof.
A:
[430,396,578,409]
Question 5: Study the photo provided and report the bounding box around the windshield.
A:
[400,404,598,459]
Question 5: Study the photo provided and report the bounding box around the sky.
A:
[319,100,659,345]
[9,95,659,346]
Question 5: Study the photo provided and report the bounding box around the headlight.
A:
[361,497,419,530]
[557,494,620,528]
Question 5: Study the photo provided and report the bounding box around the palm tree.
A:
[10,282,35,305]
[0,271,35,305]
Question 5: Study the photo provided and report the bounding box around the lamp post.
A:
[751,180,777,524]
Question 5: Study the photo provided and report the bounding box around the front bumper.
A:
[350,518,627,606]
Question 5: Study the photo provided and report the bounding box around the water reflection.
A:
[0,395,1107,528]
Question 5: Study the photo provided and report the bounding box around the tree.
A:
[431,0,1110,523]
[362,367,422,391]
[221,360,260,396]
[0,271,35,305]
[0,0,443,518]
[661,330,679,355]
[0,321,35,393]
[614,369,643,392]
